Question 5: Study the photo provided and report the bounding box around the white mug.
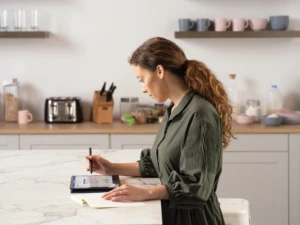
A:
[18,110,33,124]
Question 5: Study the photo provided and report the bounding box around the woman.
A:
[86,37,233,225]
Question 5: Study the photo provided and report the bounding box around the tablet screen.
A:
[72,175,116,188]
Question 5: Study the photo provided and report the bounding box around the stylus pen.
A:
[89,147,93,174]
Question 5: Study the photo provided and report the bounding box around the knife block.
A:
[92,91,114,124]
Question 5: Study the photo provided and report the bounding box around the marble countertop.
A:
[0,149,162,225]
[1,121,300,134]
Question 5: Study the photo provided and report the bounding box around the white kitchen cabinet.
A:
[0,135,19,150]
[218,152,288,225]
[19,134,109,150]
[110,134,156,149]
[226,134,288,152]
[289,134,300,225]
[218,134,289,225]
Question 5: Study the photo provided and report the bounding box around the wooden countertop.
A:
[1,121,300,134]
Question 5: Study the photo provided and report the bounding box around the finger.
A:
[103,191,118,200]
[86,155,102,161]
[92,162,98,169]
[118,189,128,195]
[102,187,122,197]
[103,189,126,200]
[102,192,110,198]
[102,189,115,198]
[111,195,128,202]
[85,155,92,160]
[85,159,92,171]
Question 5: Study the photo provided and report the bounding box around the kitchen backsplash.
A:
[0,0,299,121]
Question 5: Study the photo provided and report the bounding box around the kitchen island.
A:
[0,149,250,225]
[0,149,163,225]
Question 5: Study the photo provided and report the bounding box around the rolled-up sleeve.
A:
[138,148,158,178]
[165,119,221,209]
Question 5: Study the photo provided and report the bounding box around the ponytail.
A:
[184,60,234,150]
[128,36,233,149]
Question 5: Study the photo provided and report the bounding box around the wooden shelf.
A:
[0,31,50,38]
[175,30,300,38]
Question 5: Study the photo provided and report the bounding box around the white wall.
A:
[0,0,299,121]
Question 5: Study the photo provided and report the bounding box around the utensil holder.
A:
[92,91,114,124]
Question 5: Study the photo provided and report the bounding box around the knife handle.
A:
[100,82,106,95]
[106,91,112,102]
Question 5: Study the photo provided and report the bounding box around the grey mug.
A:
[196,18,211,31]
[178,19,194,31]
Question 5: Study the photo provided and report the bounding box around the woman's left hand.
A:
[102,184,150,202]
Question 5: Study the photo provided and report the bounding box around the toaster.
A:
[44,97,83,123]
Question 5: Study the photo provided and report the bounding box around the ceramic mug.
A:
[214,18,231,32]
[178,19,194,31]
[196,18,211,31]
[232,18,249,31]
[18,110,33,124]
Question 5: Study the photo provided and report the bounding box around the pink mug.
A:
[18,110,33,125]
[232,18,249,31]
[214,18,231,32]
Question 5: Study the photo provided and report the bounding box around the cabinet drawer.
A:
[226,134,288,152]
[20,134,109,150]
[0,135,19,150]
[111,134,156,149]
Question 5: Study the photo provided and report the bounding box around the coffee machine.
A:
[44,97,83,123]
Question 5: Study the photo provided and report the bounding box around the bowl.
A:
[277,111,300,124]
[250,18,268,31]
[236,114,255,125]
[263,114,282,126]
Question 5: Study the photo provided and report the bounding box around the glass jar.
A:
[132,107,151,124]
[120,97,139,122]
[245,99,262,122]
[3,78,20,122]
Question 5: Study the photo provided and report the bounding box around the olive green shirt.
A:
[138,90,225,225]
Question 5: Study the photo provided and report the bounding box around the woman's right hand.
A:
[85,155,113,175]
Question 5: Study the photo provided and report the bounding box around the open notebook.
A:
[70,177,161,208]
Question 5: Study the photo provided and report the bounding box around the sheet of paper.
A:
[70,192,144,208]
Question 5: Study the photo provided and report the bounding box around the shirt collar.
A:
[166,90,195,121]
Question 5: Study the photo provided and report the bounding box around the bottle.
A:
[3,78,20,122]
[227,74,241,121]
[266,85,283,115]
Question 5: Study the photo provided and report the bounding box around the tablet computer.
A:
[70,175,120,193]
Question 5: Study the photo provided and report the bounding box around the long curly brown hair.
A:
[129,37,233,150]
